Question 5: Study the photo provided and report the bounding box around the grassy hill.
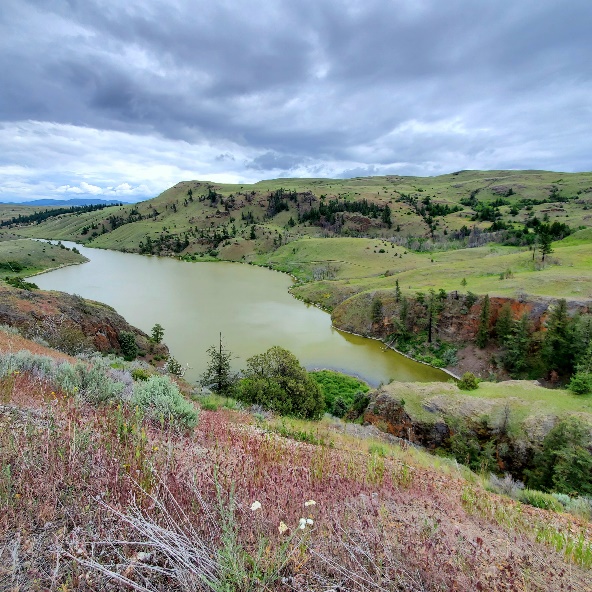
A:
[4,171,592,381]
[5,169,591,253]
[2,170,589,296]
[0,238,87,278]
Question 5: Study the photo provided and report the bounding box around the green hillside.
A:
[3,170,592,305]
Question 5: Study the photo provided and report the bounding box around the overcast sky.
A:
[1,0,591,202]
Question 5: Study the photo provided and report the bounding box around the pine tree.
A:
[395,279,401,302]
[495,303,513,343]
[381,204,392,228]
[503,314,531,375]
[150,323,165,344]
[398,296,410,338]
[542,299,573,374]
[476,294,491,348]
[200,333,237,395]
[426,288,443,343]
[371,295,383,325]
[538,225,553,262]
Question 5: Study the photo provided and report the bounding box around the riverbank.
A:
[31,240,443,386]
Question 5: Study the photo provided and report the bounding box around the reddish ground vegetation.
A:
[0,347,591,590]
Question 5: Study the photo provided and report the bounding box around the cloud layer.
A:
[1,0,591,201]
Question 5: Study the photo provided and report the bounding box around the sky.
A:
[1,0,591,203]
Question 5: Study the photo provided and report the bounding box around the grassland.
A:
[377,379,592,429]
[6,169,592,248]
[274,229,592,308]
[4,170,590,307]
[0,238,87,278]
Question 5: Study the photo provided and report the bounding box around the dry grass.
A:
[1,341,592,590]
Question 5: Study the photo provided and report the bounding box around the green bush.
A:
[119,331,138,361]
[332,396,349,418]
[132,375,198,429]
[347,391,371,420]
[309,370,369,415]
[518,489,563,512]
[131,368,151,381]
[525,416,592,495]
[458,372,479,390]
[569,371,592,395]
[4,276,38,291]
[237,346,324,419]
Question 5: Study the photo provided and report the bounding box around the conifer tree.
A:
[495,302,513,342]
[503,314,531,375]
[371,295,383,325]
[542,299,573,374]
[200,333,237,395]
[476,294,491,348]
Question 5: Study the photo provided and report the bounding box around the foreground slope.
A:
[0,329,591,591]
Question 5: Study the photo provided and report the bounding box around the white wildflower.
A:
[304,500,316,507]
[278,521,288,534]
[306,518,314,525]
[298,518,307,530]
[250,501,262,511]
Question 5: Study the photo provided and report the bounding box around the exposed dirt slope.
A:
[0,284,168,359]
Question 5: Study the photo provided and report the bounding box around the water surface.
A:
[33,242,447,386]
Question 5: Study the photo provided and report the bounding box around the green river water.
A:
[33,242,448,386]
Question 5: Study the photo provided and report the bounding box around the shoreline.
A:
[25,237,457,382]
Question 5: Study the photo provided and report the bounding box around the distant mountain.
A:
[0,198,128,207]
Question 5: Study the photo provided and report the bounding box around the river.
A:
[32,242,448,386]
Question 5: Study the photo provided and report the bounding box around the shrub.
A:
[458,372,479,390]
[332,396,349,418]
[488,472,524,499]
[0,324,20,336]
[310,370,369,415]
[569,371,592,395]
[131,368,151,381]
[555,495,592,520]
[518,489,563,512]
[0,351,128,404]
[346,391,371,420]
[165,356,185,377]
[4,276,38,291]
[237,346,324,419]
[119,330,138,361]
[525,416,592,495]
[132,375,198,429]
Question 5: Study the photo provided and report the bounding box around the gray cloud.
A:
[0,0,591,201]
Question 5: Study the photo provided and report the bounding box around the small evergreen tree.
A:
[371,295,383,325]
[495,302,513,342]
[395,279,401,302]
[200,333,237,395]
[476,294,491,348]
[541,299,573,375]
[119,331,138,361]
[503,314,531,375]
[381,204,392,228]
[526,416,592,495]
[398,296,410,338]
[425,288,444,343]
[569,342,592,394]
[538,225,553,262]
[151,323,165,344]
